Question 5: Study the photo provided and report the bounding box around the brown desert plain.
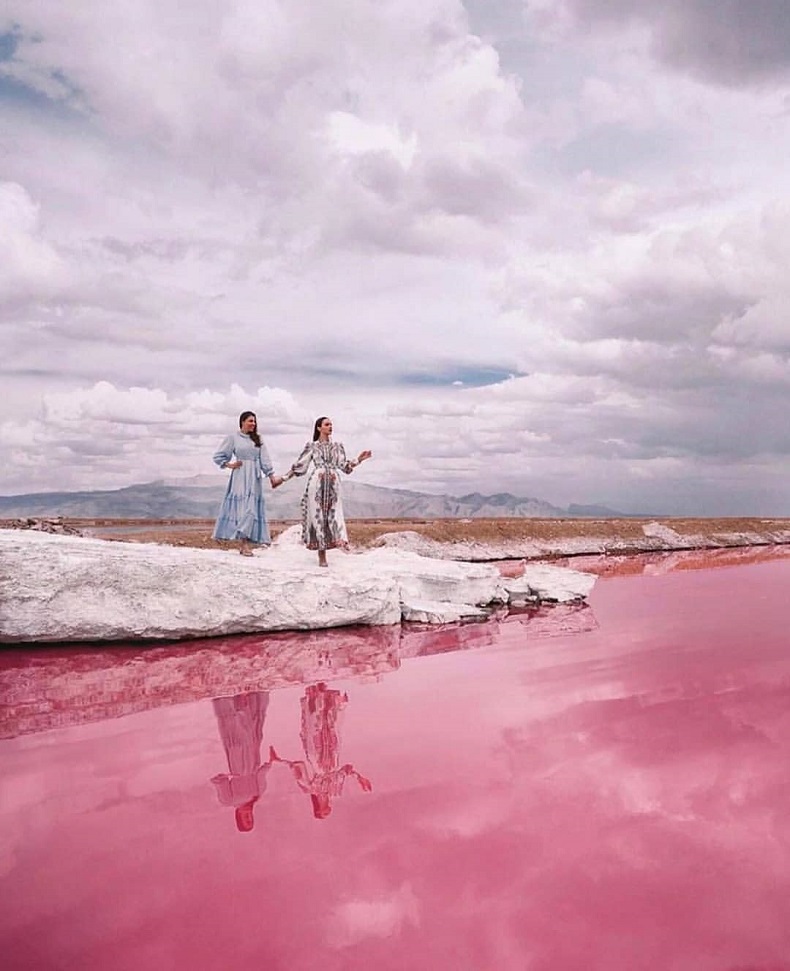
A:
[4,515,787,557]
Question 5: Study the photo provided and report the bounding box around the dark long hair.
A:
[234,798,258,832]
[239,410,261,447]
[312,416,329,441]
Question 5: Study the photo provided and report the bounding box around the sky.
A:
[1,0,789,515]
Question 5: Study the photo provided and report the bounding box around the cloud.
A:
[0,182,69,304]
[327,883,420,947]
[0,382,309,494]
[564,0,790,86]
[0,1,788,513]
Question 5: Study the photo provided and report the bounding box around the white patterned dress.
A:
[212,431,275,544]
[288,440,358,551]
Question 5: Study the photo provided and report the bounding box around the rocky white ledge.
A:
[375,521,790,561]
[0,527,596,643]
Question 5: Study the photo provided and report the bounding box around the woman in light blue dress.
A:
[210,691,273,832]
[212,411,283,555]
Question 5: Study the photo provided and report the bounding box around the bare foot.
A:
[318,550,328,568]
[239,544,253,557]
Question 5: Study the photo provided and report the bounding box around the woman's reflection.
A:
[210,691,272,832]
[271,682,371,819]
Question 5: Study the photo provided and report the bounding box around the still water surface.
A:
[1,549,790,970]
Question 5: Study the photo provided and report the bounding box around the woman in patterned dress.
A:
[269,682,372,819]
[212,411,283,556]
[280,416,372,567]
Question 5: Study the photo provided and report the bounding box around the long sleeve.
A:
[289,442,314,477]
[257,439,274,478]
[337,443,357,475]
[213,435,234,468]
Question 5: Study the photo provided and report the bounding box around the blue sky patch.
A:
[0,29,19,61]
[398,366,521,388]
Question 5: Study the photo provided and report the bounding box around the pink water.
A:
[1,550,790,971]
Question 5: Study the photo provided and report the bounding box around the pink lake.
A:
[1,548,790,970]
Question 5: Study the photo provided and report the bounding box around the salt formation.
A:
[0,527,596,643]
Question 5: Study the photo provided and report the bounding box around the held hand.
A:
[226,460,243,470]
[342,765,373,791]
[270,475,283,488]
[357,449,372,463]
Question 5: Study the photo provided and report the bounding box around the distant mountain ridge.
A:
[0,476,627,520]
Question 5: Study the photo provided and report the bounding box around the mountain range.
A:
[0,475,626,520]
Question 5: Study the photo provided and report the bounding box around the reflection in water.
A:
[0,624,403,739]
[2,556,790,969]
[271,683,372,819]
[210,692,273,832]
[0,602,599,740]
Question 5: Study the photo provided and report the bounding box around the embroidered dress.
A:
[269,683,371,818]
[212,431,275,544]
[288,440,358,551]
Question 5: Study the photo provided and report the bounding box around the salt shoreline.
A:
[7,514,789,561]
[372,519,790,561]
[3,519,789,643]
[0,526,595,643]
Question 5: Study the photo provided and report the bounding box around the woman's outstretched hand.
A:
[357,449,372,463]
[270,474,284,489]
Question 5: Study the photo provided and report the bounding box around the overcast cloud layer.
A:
[1,0,788,514]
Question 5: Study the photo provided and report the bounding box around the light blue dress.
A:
[212,432,275,544]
